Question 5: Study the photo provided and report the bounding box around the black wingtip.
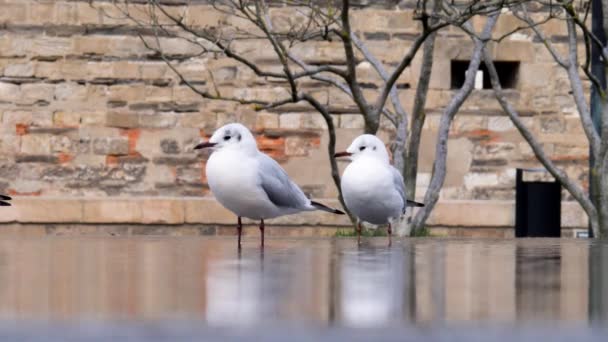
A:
[0,194,11,201]
[0,201,10,206]
[407,200,425,207]
[311,201,345,215]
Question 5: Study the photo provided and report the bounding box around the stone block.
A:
[54,83,87,101]
[79,111,106,126]
[519,63,554,88]
[106,111,139,128]
[184,198,235,224]
[4,63,34,77]
[279,113,302,129]
[285,136,314,156]
[112,61,140,79]
[28,37,72,57]
[141,199,185,224]
[340,114,365,129]
[301,114,327,130]
[562,201,588,228]
[139,112,178,129]
[21,134,52,155]
[0,2,26,24]
[427,200,514,227]
[20,83,54,103]
[83,199,142,223]
[0,135,20,154]
[92,137,129,155]
[53,111,81,126]
[495,41,535,63]
[15,198,83,223]
[0,82,19,101]
[487,116,514,132]
[464,172,500,190]
[256,112,279,130]
[50,135,72,153]
[73,36,112,55]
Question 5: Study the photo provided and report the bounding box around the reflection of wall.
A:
[0,238,598,325]
[589,243,608,323]
[445,243,516,322]
[0,238,211,320]
[560,242,588,321]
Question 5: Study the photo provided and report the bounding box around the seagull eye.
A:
[359,146,366,151]
[223,136,230,141]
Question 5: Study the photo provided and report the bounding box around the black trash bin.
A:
[515,168,561,237]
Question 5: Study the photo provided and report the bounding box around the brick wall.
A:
[0,0,589,230]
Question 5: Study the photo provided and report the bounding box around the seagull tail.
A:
[0,194,11,207]
[406,200,425,207]
[310,201,345,215]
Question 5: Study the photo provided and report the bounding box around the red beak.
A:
[194,142,217,150]
[334,151,352,158]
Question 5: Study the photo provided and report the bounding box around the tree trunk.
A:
[410,14,499,233]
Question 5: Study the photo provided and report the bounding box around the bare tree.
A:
[460,1,608,237]
[410,13,500,232]
[104,0,530,234]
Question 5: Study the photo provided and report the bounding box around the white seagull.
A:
[335,134,424,245]
[195,123,344,249]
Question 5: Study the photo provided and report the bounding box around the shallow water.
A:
[0,235,606,329]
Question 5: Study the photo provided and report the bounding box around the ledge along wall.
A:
[0,1,590,235]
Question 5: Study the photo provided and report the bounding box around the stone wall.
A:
[0,0,589,231]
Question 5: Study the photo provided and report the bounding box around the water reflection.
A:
[0,236,604,326]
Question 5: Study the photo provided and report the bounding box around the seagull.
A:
[194,123,345,249]
[0,195,11,207]
[335,134,424,245]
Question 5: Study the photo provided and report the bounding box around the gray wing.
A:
[257,153,309,209]
[390,166,407,213]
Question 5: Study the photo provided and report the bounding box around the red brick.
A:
[15,124,29,135]
[57,153,73,164]
[256,135,285,151]
[120,128,141,154]
[8,189,42,196]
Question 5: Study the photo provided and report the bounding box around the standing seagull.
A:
[194,123,344,249]
[335,134,424,245]
[0,195,11,207]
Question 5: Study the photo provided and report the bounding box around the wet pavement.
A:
[0,235,605,340]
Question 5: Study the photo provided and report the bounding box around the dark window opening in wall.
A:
[450,60,520,89]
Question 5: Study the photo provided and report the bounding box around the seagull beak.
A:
[194,142,217,150]
[334,151,352,158]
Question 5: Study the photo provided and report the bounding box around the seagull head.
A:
[194,123,257,153]
[334,134,390,163]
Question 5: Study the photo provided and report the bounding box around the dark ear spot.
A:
[373,146,377,150]
[237,133,242,142]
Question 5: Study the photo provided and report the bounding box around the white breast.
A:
[341,159,402,224]
[205,149,279,219]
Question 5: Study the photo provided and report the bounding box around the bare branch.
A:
[300,92,348,213]
[372,21,449,125]
[514,5,569,68]
[338,0,373,131]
